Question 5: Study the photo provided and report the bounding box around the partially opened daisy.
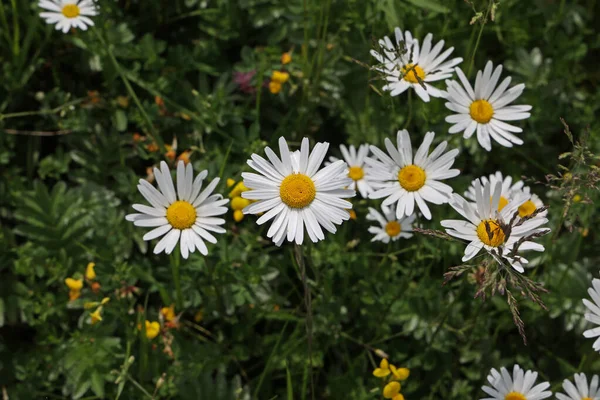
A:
[480,364,552,400]
[465,172,547,220]
[38,0,98,33]
[370,28,463,102]
[328,144,374,198]
[556,373,599,400]
[367,205,415,243]
[583,277,600,352]
[126,161,228,259]
[366,130,460,220]
[241,137,355,246]
[444,60,532,150]
[441,179,549,272]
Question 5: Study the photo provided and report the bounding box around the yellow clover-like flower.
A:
[142,320,161,340]
[161,304,176,322]
[85,262,96,280]
[390,365,410,381]
[383,381,401,399]
[90,308,102,325]
[65,277,83,291]
[373,358,391,378]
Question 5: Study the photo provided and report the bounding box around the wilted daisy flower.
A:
[367,130,460,220]
[126,161,228,259]
[556,373,599,400]
[328,144,374,198]
[38,0,98,33]
[444,61,532,151]
[465,172,547,219]
[583,277,600,352]
[242,137,355,246]
[367,205,415,243]
[370,28,462,102]
[441,179,549,272]
[480,364,552,400]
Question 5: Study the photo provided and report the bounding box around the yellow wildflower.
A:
[269,81,282,94]
[165,144,176,161]
[226,178,236,187]
[390,365,410,381]
[383,381,401,399]
[90,308,102,325]
[101,297,110,305]
[231,196,251,211]
[68,290,81,301]
[65,278,83,291]
[573,194,582,203]
[233,210,244,222]
[139,320,161,340]
[271,71,290,84]
[348,209,357,220]
[281,52,292,64]
[229,181,250,198]
[161,304,176,322]
[177,150,192,165]
[373,358,391,378]
[85,262,96,281]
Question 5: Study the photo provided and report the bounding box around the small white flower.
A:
[126,161,228,259]
[241,137,355,246]
[444,60,532,151]
[480,364,552,400]
[366,205,415,243]
[583,277,600,352]
[556,373,600,400]
[38,0,98,33]
[465,171,547,220]
[370,28,462,102]
[366,130,460,220]
[441,178,549,273]
[328,144,374,198]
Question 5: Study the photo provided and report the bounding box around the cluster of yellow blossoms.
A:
[64,262,99,301]
[227,179,252,222]
[373,358,410,400]
[268,52,292,94]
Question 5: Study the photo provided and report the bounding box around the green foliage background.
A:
[0,0,599,399]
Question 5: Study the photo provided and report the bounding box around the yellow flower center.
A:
[166,200,197,230]
[398,165,426,192]
[504,392,526,400]
[469,99,494,123]
[401,64,425,84]
[490,195,509,211]
[518,200,537,217]
[385,221,402,237]
[582,398,593,400]
[279,174,316,209]
[476,219,506,247]
[348,166,365,181]
[61,4,80,18]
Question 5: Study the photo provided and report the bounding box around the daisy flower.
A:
[38,0,98,33]
[328,144,374,198]
[441,178,549,272]
[367,205,415,243]
[556,373,599,400]
[444,60,532,151]
[126,161,228,259]
[465,172,547,219]
[583,277,600,352]
[370,28,463,102]
[241,137,355,246]
[366,130,460,220]
[480,364,552,400]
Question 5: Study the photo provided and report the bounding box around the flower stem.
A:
[294,243,314,400]
[467,0,494,77]
[403,89,413,129]
[171,248,183,310]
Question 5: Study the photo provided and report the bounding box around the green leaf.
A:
[405,0,450,13]
[90,371,105,398]
[115,110,128,132]
[286,361,294,400]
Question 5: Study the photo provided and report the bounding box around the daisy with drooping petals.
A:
[328,144,374,198]
[556,373,599,400]
[583,277,600,352]
[38,0,98,33]
[444,60,532,151]
[465,172,547,220]
[241,137,355,246]
[366,130,460,220]
[126,161,228,259]
[480,364,552,400]
[441,179,549,272]
[367,205,415,243]
[370,28,463,102]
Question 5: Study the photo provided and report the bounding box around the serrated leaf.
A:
[90,371,105,398]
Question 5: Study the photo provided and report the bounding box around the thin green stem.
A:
[0,2,12,45]
[294,244,314,400]
[171,248,183,310]
[10,0,19,57]
[0,98,85,120]
[467,0,493,77]
[403,89,413,129]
